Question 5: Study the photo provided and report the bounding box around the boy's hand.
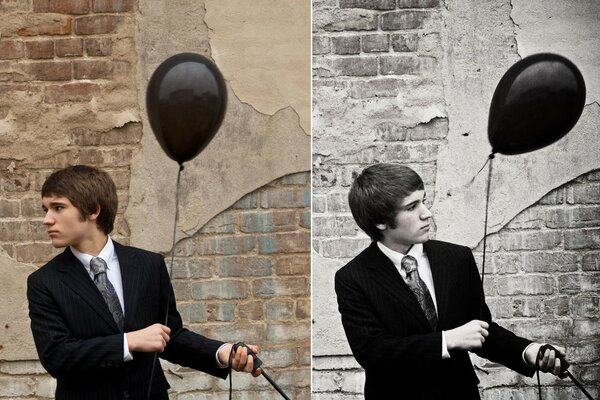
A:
[525,343,568,378]
[446,320,489,351]
[218,343,262,377]
[126,323,171,353]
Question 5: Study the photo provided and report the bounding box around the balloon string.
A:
[480,153,494,319]
[468,154,494,185]
[147,163,184,400]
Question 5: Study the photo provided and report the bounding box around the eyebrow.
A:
[400,192,427,209]
[42,201,68,209]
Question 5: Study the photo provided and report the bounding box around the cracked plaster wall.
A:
[128,0,311,252]
[433,0,600,247]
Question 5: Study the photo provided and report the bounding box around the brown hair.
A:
[348,163,424,242]
[41,165,118,235]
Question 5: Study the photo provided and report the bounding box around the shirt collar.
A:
[71,236,115,273]
[377,241,423,266]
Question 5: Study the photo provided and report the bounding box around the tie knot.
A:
[90,257,107,275]
[401,255,418,275]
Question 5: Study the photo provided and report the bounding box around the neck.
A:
[72,234,108,256]
[380,240,413,255]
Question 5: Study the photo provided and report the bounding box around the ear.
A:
[88,205,101,221]
[375,223,387,231]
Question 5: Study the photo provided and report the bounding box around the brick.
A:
[300,210,310,229]
[3,174,30,192]
[17,16,73,36]
[326,192,351,213]
[240,210,297,233]
[567,206,600,228]
[260,187,310,208]
[542,295,570,317]
[14,243,61,264]
[296,298,310,319]
[178,302,205,323]
[0,41,24,60]
[496,275,555,295]
[171,258,212,279]
[331,36,361,55]
[319,10,378,32]
[582,252,600,271]
[521,252,578,273]
[320,237,371,258]
[489,253,520,274]
[322,56,379,77]
[92,0,135,12]
[0,376,33,396]
[238,301,264,320]
[17,61,71,81]
[312,195,326,213]
[197,236,256,256]
[391,33,419,52]
[507,207,567,230]
[398,0,440,7]
[72,147,133,166]
[376,117,448,140]
[33,0,90,14]
[538,187,565,205]
[233,192,258,209]
[261,347,297,368]
[488,231,562,251]
[339,0,395,9]
[571,294,599,318]
[191,280,249,300]
[565,228,600,249]
[205,303,235,321]
[504,318,572,341]
[215,256,272,277]
[0,199,20,217]
[573,320,599,337]
[362,34,389,53]
[102,122,142,145]
[312,36,330,55]
[558,273,600,294]
[74,15,124,35]
[381,10,432,30]
[199,322,265,344]
[265,299,295,320]
[258,231,310,254]
[200,212,236,234]
[72,59,115,79]
[274,254,310,275]
[171,281,190,300]
[85,37,112,56]
[43,82,100,103]
[267,322,310,342]
[55,38,83,57]
[313,215,359,237]
[380,54,435,75]
[0,1,30,12]
[382,142,439,162]
[252,277,309,297]
[567,182,600,204]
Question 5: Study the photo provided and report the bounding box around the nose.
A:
[43,211,54,226]
[420,204,432,220]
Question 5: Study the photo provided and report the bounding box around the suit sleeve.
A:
[335,267,443,372]
[463,246,536,377]
[156,255,229,379]
[27,273,124,379]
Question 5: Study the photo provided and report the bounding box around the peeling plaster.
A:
[129,0,310,252]
[204,0,311,134]
[433,0,600,248]
[0,250,37,360]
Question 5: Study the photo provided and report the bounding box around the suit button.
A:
[101,361,106,367]
[107,360,113,367]
[123,390,130,398]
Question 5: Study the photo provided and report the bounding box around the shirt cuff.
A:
[123,333,133,362]
[441,331,450,359]
[216,343,230,369]
[522,342,539,367]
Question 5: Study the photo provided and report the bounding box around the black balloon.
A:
[488,53,586,155]
[146,53,227,165]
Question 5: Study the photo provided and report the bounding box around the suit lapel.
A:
[57,248,118,330]
[366,242,432,330]
[424,241,450,326]
[115,242,140,329]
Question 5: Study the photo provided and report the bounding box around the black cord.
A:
[537,346,544,400]
[480,153,494,319]
[229,344,235,400]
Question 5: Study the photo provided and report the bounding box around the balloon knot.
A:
[489,153,495,160]
[179,164,184,172]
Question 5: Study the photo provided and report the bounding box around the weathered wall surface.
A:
[312,0,599,399]
[0,0,310,398]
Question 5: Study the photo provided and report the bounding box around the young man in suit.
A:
[335,163,565,399]
[27,165,261,399]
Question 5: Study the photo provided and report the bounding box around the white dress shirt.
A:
[71,236,133,361]
[377,241,451,359]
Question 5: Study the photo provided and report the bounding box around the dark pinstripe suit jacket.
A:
[27,242,228,400]
[335,240,535,399]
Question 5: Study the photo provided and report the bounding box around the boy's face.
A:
[42,194,99,250]
[377,190,432,253]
